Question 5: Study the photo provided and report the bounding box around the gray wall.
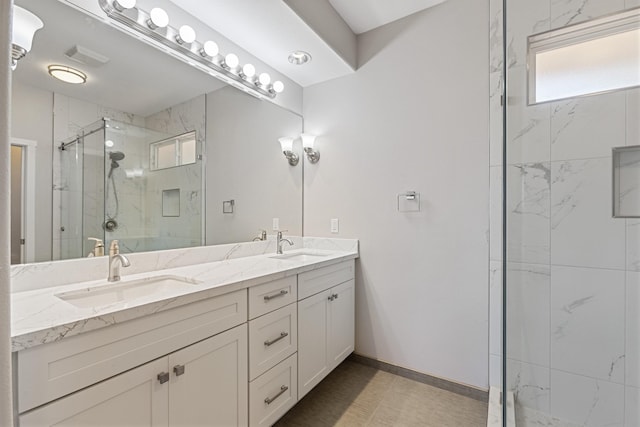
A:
[303,0,490,388]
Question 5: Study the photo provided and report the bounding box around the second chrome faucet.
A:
[108,240,131,282]
[276,231,293,254]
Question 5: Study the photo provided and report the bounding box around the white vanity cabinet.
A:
[20,325,248,427]
[17,289,248,426]
[297,261,355,399]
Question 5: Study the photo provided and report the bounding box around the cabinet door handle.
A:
[173,364,185,377]
[264,385,289,405]
[328,295,334,301]
[264,332,288,346]
[333,293,339,300]
[157,372,170,384]
[264,290,288,301]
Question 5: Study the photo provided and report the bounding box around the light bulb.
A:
[201,40,219,58]
[278,137,293,152]
[105,140,115,148]
[113,0,136,11]
[147,8,169,29]
[177,25,196,44]
[272,81,284,93]
[224,53,239,69]
[242,64,256,78]
[258,73,271,86]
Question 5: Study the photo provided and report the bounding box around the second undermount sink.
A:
[270,250,331,262]
[55,275,202,309]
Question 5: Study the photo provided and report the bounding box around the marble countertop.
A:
[11,247,358,352]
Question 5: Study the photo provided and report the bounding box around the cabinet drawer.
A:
[298,260,354,300]
[249,353,297,427]
[248,276,297,319]
[18,289,247,413]
[249,303,297,380]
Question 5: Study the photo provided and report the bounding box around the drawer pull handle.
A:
[264,385,289,405]
[264,290,288,301]
[264,332,289,346]
[157,372,170,384]
[173,365,185,376]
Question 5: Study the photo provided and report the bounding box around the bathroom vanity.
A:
[10,239,358,426]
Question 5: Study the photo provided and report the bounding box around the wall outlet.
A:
[272,218,279,231]
[331,218,339,234]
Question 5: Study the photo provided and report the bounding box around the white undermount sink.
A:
[55,275,202,309]
[270,250,331,262]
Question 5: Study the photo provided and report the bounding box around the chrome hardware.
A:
[157,372,170,384]
[108,240,131,282]
[87,237,105,257]
[173,365,185,376]
[253,229,268,241]
[264,290,288,301]
[264,332,288,347]
[276,230,293,254]
[264,385,289,405]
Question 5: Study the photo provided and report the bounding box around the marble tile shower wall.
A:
[489,1,640,426]
[143,95,205,252]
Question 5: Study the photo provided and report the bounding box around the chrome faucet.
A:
[108,240,131,282]
[276,231,293,254]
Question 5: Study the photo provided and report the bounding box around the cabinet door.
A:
[20,358,169,427]
[297,289,330,399]
[168,324,248,427]
[328,280,355,369]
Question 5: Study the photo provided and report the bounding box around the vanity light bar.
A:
[98,0,283,99]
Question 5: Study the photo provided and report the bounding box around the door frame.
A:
[10,138,37,263]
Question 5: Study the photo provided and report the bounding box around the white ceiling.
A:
[328,0,448,34]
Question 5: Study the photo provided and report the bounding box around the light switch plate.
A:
[272,218,279,231]
[331,218,339,233]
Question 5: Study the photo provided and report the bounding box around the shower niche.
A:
[613,145,640,218]
[54,118,203,260]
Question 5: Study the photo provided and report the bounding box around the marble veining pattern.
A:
[10,238,358,352]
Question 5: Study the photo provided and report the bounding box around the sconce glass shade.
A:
[301,133,320,163]
[177,25,196,44]
[201,40,219,58]
[301,133,316,149]
[12,5,44,68]
[278,137,294,152]
[147,8,169,29]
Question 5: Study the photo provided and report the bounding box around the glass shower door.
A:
[503,1,640,426]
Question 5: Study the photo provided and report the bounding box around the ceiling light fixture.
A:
[288,51,311,65]
[98,0,283,99]
[11,5,44,70]
[48,65,87,84]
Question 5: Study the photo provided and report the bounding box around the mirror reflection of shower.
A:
[105,150,125,232]
[53,117,202,261]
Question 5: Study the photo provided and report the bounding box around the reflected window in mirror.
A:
[150,131,197,171]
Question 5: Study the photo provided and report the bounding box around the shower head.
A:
[109,151,125,161]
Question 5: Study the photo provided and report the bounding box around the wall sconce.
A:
[301,133,320,163]
[11,6,44,70]
[98,0,285,99]
[278,137,299,166]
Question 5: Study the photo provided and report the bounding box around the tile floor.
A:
[275,360,488,426]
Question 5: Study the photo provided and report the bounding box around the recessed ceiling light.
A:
[48,65,87,84]
[288,51,311,65]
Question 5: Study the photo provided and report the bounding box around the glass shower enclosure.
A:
[500,1,640,426]
[54,118,203,260]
